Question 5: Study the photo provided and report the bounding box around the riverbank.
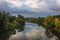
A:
[28,15,60,34]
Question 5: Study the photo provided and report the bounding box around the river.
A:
[8,22,58,40]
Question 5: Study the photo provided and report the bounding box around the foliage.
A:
[30,15,60,33]
[0,11,25,31]
[43,16,55,28]
[31,17,43,26]
[54,18,60,32]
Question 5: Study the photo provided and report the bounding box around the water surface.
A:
[9,22,58,40]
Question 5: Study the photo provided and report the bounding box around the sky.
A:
[0,0,60,17]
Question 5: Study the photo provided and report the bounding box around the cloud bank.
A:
[0,0,60,17]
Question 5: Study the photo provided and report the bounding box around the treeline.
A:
[31,15,60,33]
[0,11,25,31]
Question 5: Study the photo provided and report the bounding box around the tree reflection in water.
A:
[45,28,60,40]
[0,26,24,40]
[0,30,16,40]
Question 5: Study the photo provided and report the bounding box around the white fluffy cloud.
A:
[56,0,60,5]
[25,0,39,8]
[0,0,47,9]
[24,0,47,10]
[4,0,23,7]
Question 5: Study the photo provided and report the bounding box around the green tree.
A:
[43,16,54,28]
[0,11,9,30]
[16,15,25,31]
[0,11,25,31]
[54,18,60,32]
[37,17,42,26]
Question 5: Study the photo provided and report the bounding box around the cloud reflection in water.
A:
[9,23,58,40]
